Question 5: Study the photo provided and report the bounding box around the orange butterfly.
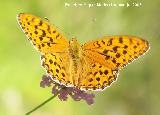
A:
[17,13,149,91]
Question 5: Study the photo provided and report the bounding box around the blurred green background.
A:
[0,0,160,115]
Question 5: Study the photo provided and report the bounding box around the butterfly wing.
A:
[79,36,149,91]
[17,13,73,86]
[41,53,74,87]
[82,36,149,70]
[17,13,69,54]
[78,55,119,91]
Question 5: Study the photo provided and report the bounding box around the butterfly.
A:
[17,13,149,91]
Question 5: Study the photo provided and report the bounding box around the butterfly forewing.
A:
[17,13,69,54]
[82,36,149,70]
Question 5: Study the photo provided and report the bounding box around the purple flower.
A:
[40,75,95,105]
[40,75,52,88]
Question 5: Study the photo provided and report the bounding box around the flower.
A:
[40,75,95,105]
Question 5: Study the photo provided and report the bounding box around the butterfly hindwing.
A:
[41,53,74,87]
[79,55,119,91]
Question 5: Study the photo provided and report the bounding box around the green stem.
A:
[25,92,59,115]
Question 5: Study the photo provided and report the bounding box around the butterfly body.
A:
[17,13,149,91]
[68,38,82,87]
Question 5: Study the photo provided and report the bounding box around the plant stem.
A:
[25,92,59,115]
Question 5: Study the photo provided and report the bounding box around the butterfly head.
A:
[69,37,80,46]
[69,37,81,59]
[70,37,77,44]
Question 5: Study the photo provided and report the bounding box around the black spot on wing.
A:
[99,71,103,75]
[104,70,108,75]
[47,43,51,47]
[124,45,128,49]
[92,64,96,67]
[56,34,60,38]
[50,38,53,42]
[89,78,93,82]
[116,53,121,58]
[94,72,98,76]
[94,41,101,47]
[42,43,45,47]
[112,58,116,63]
[101,40,105,45]
[133,45,137,49]
[107,38,113,46]
[123,50,127,54]
[49,59,53,64]
[41,30,46,37]
[113,46,119,52]
[39,37,43,41]
[96,77,100,81]
[61,73,65,77]
[103,49,109,54]
[119,37,123,43]
[39,20,43,26]
[35,25,38,29]
[34,31,38,34]
[56,69,59,73]
[27,22,30,25]
[105,55,110,60]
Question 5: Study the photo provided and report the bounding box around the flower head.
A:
[40,75,95,105]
